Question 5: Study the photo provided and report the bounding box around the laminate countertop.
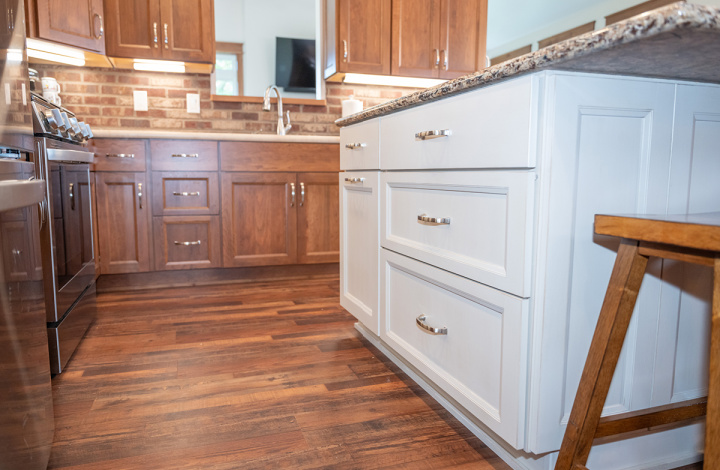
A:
[336,2,720,128]
[91,129,340,144]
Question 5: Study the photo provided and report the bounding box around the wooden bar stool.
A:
[556,212,720,470]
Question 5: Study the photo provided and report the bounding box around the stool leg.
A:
[556,239,649,470]
[705,257,720,467]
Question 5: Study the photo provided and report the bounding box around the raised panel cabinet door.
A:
[337,0,391,75]
[221,172,297,267]
[95,172,151,274]
[159,0,215,62]
[104,0,161,59]
[391,0,441,78]
[297,173,339,264]
[153,215,220,270]
[438,0,487,79]
[35,0,105,52]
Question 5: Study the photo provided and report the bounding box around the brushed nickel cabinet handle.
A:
[442,49,448,70]
[300,182,305,207]
[434,49,440,67]
[164,23,169,49]
[415,129,452,141]
[416,315,447,335]
[173,191,200,197]
[345,143,366,150]
[138,183,143,209]
[69,183,75,210]
[153,22,159,48]
[93,13,104,39]
[106,153,135,158]
[174,240,201,246]
[344,177,365,184]
[418,214,450,226]
[290,182,295,207]
[343,39,348,61]
[171,153,199,158]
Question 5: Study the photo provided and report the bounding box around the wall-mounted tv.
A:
[275,37,316,93]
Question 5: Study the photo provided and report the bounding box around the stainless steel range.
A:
[31,92,96,374]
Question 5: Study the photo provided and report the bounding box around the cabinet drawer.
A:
[90,139,147,172]
[152,172,219,216]
[150,140,218,171]
[380,75,539,169]
[381,170,534,297]
[381,249,527,447]
[340,119,380,170]
[153,216,221,270]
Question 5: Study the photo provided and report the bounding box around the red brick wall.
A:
[33,65,419,135]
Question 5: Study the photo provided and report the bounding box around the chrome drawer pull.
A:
[416,315,447,335]
[174,240,202,246]
[171,153,199,158]
[172,191,200,197]
[106,153,134,158]
[290,182,296,207]
[344,177,365,184]
[418,214,451,226]
[415,129,451,141]
[345,143,366,150]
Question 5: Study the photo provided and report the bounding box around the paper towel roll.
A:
[342,97,363,117]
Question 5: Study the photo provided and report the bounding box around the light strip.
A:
[26,49,85,67]
[6,49,23,63]
[343,73,447,88]
[27,38,86,59]
[133,59,186,73]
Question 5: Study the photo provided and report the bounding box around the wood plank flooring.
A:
[48,275,510,469]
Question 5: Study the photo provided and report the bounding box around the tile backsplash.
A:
[33,65,419,136]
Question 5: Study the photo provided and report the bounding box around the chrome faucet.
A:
[262,85,292,135]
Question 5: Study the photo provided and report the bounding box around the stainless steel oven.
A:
[32,95,96,374]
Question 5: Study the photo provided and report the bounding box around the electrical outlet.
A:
[187,93,200,114]
[133,90,148,111]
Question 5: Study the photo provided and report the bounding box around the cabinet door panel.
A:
[160,0,215,62]
[36,0,105,52]
[153,216,220,270]
[439,0,487,79]
[391,0,440,78]
[95,172,151,273]
[221,173,296,267]
[297,173,339,264]
[338,0,391,75]
[104,0,160,59]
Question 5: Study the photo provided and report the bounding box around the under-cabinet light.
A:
[133,59,186,73]
[342,73,447,88]
[26,39,86,66]
[6,49,23,63]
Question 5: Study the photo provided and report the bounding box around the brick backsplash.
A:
[33,65,420,136]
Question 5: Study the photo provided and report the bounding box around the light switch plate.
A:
[187,93,200,114]
[133,90,148,111]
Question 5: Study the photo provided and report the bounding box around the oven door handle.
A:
[46,148,94,163]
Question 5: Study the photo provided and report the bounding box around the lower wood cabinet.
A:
[297,172,340,264]
[95,172,152,274]
[153,216,221,270]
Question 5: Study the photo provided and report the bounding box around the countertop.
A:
[336,2,720,127]
[91,129,340,144]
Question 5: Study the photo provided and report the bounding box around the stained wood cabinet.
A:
[25,0,106,53]
[334,0,391,76]
[297,172,340,264]
[104,0,215,62]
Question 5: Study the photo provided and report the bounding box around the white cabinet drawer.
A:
[381,171,534,297]
[380,75,539,170]
[380,249,528,448]
[340,171,380,334]
[340,119,380,170]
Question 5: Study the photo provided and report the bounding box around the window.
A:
[213,43,243,96]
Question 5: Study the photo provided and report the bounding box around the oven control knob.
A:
[78,122,91,140]
[68,117,82,137]
[60,112,73,134]
[45,109,66,131]
[85,124,93,140]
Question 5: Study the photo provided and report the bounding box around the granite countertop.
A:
[91,129,340,144]
[336,2,720,127]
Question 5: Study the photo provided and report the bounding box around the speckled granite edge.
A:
[336,2,720,127]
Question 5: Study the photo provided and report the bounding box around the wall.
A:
[32,64,416,136]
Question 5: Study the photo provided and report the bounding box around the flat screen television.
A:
[275,37,316,93]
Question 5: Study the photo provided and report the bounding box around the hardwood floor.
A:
[48,275,510,469]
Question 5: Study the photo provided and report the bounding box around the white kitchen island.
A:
[337,3,720,469]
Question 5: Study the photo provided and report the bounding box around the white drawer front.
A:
[340,171,380,334]
[380,75,539,170]
[381,249,528,448]
[340,119,380,170]
[381,171,534,297]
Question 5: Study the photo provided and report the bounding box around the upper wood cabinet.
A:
[337,0,391,75]
[25,0,106,53]
[104,0,215,63]
[392,0,487,79]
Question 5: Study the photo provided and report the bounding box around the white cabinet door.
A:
[340,171,380,334]
[340,120,380,170]
[527,73,677,453]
